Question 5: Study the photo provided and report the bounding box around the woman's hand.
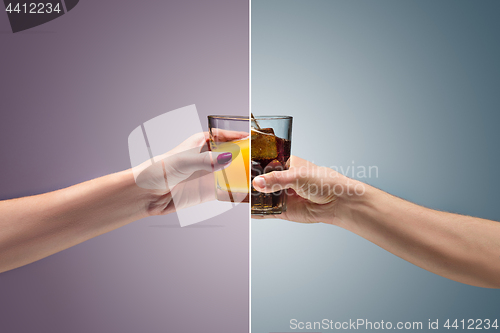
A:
[134,131,248,216]
[0,131,248,273]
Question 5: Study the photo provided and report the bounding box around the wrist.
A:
[113,169,164,219]
[334,178,380,229]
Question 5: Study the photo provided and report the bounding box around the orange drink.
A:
[211,138,249,195]
[208,115,250,203]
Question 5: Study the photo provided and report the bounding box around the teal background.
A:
[252,1,500,332]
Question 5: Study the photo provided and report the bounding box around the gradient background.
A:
[0,1,248,332]
[252,0,500,332]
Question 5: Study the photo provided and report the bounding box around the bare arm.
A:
[0,132,238,273]
[343,186,500,288]
[252,156,500,288]
[0,170,151,273]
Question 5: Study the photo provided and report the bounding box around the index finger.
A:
[210,128,249,142]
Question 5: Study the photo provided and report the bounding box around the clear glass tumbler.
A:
[251,116,293,215]
[208,115,250,203]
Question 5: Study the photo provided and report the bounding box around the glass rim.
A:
[252,115,293,120]
[208,115,250,121]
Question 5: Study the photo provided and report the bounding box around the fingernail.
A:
[253,176,266,188]
[217,152,232,164]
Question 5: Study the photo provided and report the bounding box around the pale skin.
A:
[2,147,500,288]
[0,132,246,274]
[252,156,500,289]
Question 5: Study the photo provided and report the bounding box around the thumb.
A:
[161,150,233,190]
[252,169,306,194]
[168,150,233,175]
[253,167,338,204]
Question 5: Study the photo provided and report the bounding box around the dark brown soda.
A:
[251,137,291,214]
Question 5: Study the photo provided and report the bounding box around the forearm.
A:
[0,170,153,273]
[338,185,500,288]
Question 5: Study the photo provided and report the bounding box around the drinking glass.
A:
[251,116,293,214]
[208,115,250,203]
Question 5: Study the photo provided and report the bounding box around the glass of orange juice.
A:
[208,115,250,203]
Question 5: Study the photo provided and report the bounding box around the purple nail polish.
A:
[217,152,232,164]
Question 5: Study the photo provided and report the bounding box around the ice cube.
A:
[251,128,278,160]
[251,160,263,178]
[264,159,283,174]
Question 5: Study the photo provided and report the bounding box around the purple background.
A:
[0,1,249,332]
